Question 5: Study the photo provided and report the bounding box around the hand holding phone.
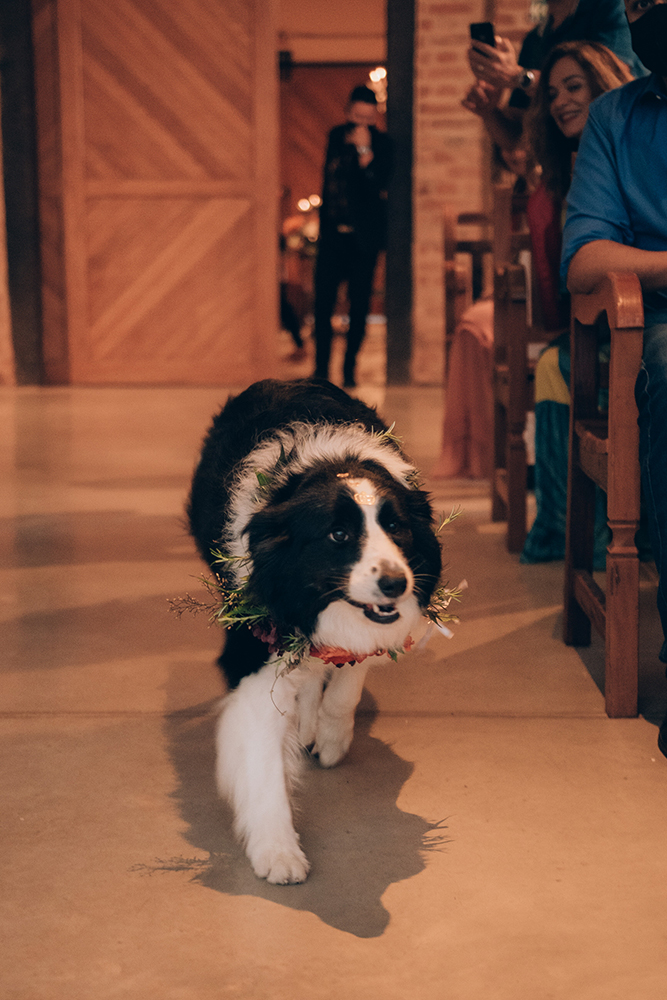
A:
[470,22,496,50]
[468,28,521,91]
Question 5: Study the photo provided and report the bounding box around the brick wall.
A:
[411,0,534,383]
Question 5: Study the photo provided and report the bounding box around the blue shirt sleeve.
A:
[577,0,647,78]
[560,97,634,285]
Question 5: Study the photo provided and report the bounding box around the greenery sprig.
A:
[373,421,402,448]
[435,505,463,535]
[423,582,464,632]
[254,443,291,498]
[171,565,462,674]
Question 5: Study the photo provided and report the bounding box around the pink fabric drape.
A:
[433,182,564,480]
[433,298,494,479]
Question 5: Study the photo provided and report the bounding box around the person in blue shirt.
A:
[562,0,667,755]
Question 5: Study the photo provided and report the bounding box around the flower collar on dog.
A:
[251,622,415,667]
[170,510,465,673]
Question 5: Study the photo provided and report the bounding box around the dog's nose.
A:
[377,569,407,599]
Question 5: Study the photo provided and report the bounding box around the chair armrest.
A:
[571,271,644,330]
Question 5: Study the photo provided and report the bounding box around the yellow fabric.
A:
[534,345,570,406]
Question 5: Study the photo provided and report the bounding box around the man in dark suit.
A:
[313,85,393,387]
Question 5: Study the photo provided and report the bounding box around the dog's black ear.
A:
[245,506,291,564]
[245,506,308,631]
[403,485,437,526]
[404,488,442,603]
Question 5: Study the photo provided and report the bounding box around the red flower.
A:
[309,645,366,666]
[310,636,414,666]
[252,622,281,654]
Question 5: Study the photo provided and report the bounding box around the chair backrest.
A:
[443,207,474,326]
[492,182,531,266]
[489,181,550,554]
[443,207,492,376]
[570,272,644,523]
[564,270,644,717]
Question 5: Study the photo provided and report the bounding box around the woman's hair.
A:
[528,41,634,200]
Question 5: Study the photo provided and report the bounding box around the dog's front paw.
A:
[313,711,354,768]
[247,839,311,884]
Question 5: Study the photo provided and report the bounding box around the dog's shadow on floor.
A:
[163,688,446,938]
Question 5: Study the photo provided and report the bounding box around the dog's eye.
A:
[380,502,407,536]
[328,528,349,544]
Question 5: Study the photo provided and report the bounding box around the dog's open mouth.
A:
[346,598,401,625]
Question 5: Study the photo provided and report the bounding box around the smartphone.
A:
[470,22,496,49]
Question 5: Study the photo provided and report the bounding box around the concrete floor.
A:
[2,351,667,998]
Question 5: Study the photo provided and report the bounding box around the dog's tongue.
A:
[346,597,400,625]
[363,603,400,625]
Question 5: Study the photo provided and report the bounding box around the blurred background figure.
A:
[313,85,393,387]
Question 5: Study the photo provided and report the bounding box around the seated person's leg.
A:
[522,336,608,567]
[637,322,667,663]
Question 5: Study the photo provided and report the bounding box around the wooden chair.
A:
[563,271,644,717]
[491,261,533,551]
[490,182,544,553]
[443,207,492,375]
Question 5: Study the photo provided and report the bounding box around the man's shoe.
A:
[659,715,667,759]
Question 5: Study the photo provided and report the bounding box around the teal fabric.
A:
[521,346,609,568]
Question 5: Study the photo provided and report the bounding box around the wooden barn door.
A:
[32,0,278,384]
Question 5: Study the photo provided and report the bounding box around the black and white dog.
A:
[187,378,442,883]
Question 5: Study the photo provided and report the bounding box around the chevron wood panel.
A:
[81,0,253,182]
[79,198,256,382]
[33,0,278,384]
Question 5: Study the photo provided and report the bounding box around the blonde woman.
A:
[521,40,633,564]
